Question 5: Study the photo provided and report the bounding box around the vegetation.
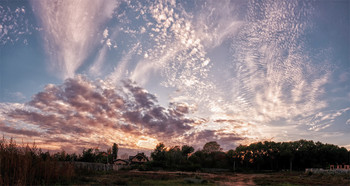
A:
[0,138,75,185]
[59,170,350,185]
[1,137,349,185]
[231,140,349,171]
[253,171,350,185]
[148,140,349,172]
[0,138,118,185]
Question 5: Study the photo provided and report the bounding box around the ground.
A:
[68,170,350,185]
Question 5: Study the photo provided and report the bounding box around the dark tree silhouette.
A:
[112,143,118,160]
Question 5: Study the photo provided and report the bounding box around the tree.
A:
[203,141,222,153]
[151,143,166,167]
[80,148,95,162]
[181,145,194,158]
[112,143,118,160]
[151,143,166,161]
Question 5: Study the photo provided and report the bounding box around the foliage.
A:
[150,143,199,170]
[0,138,75,185]
[149,140,349,172]
[232,140,349,171]
[1,138,348,185]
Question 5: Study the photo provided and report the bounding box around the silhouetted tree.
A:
[181,145,194,158]
[80,148,95,162]
[151,143,166,168]
[112,143,118,160]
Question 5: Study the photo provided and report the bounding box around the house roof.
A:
[129,152,149,162]
[113,159,129,164]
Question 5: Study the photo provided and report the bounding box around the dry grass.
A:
[70,170,350,185]
[70,170,261,185]
[0,138,75,185]
[253,172,350,185]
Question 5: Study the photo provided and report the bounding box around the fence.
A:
[305,168,350,174]
[59,162,128,171]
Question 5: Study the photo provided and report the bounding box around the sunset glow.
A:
[0,0,349,154]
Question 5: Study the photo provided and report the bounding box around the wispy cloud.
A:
[306,108,350,131]
[0,4,34,45]
[31,0,118,79]
[214,0,334,126]
[110,43,139,83]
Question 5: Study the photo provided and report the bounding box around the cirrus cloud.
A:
[31,0,118,79]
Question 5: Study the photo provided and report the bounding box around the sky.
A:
[0,0,349,154]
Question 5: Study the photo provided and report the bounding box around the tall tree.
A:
[112,143,118,160]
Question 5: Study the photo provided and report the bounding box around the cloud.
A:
[1,76,202,151]
[192,0,244,49]
[110,0,348,148]
[306,108,350,131]
[214,0,335,126]
[2,0,348,152]
[148,0,347,145]
[0,122,40,137]
[109,43,139,83]
[3,91,26,102]
[0,4,34,45]
[103,28,109,39]
[0,76,252,151]
[113,0,213,90]
[31,0,118,79]
[183,129,244,150]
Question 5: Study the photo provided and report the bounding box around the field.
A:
[70,170,350,185]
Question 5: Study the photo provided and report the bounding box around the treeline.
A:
[49,143,119,164]
[148,140,349,171]
[1,137,349,184]
[230,140,349,171]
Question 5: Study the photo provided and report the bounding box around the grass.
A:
[0,138,75,185]
[69,170,350,185]
[71,170,216,185]
[253,172,350,185]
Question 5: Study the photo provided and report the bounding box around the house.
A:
[113,159,130,171]
[114,159,130,165]
[330,164,350,170]
[129,152,149,164]
[112,153,149,171]
[113,153,149,165]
